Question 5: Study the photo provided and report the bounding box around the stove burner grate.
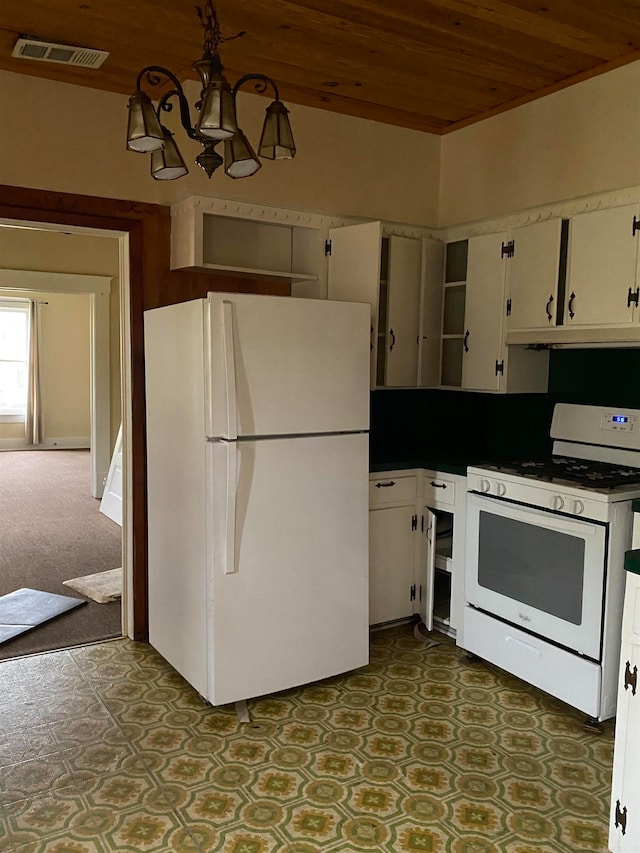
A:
[490,456,640,491]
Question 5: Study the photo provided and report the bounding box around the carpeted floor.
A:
[0,625,615,851]
[0,449,122,659]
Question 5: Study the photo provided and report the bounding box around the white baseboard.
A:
[0,436,90,450]
[42,437,91,449]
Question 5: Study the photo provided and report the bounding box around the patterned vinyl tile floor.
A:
[0,624,615,853]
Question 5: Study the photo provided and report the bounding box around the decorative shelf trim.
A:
[443,185,640,241]
[171,194,355,231]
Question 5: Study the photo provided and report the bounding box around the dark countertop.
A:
[370,458,471,477]
[625,549,640,575]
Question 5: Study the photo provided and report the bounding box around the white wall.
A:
[0,228,121,447]
[440,61,640,227]
[0,69,441,227]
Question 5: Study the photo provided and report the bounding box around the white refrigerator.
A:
[144,292,371,706]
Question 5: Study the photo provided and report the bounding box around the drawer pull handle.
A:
[430,481,447,489]
[375,481,396,488]
[615,799,628,835]
[624,660,637,696]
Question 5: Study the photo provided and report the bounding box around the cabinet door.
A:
[566,205,640,327]
[327,221,383,387]
[610,640,640,851]
[508,219,563,331]
[369,505,416,625]
[462,233,507,392]
[419,237,445,387]
[384,236,422,387]
[419,508,436,631]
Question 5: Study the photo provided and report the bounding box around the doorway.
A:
[0,213,134,650]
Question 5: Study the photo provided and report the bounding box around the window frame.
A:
[0,299,30,423]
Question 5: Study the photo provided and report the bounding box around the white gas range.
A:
[463,403,640,723]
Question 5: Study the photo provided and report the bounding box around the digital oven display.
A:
[612,415,629,424]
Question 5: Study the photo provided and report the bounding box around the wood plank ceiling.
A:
[1,0,640,134]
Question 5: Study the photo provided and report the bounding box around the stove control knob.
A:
[573,500,585,515]
[479,479,491,493]
[551,495,564,511]
[496,482,507,497]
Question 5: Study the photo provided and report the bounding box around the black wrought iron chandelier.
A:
[126,1,296,180]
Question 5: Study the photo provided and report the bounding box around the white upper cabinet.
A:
[327,221,442,389]
[507,218,564,332]
[383,235,422,386]
[566,204,640,328]
[170,197,320,283]
[463,232,508,392]
[440,233,549,393]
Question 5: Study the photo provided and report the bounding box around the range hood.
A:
[507,327,640,347]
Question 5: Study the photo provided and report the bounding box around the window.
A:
[0,300,30,422]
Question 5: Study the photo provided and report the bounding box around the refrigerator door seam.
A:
[207,431,369,442]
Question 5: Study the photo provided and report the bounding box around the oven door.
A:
[465,493,608,660]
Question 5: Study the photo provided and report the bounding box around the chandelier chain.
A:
[197,1,245,57]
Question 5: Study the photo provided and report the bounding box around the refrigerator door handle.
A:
[223,441,238,575]
[222,300,238,440]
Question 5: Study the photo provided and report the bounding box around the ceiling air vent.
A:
[12,36,109,69]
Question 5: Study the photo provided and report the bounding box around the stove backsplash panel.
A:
[370,349,640,469]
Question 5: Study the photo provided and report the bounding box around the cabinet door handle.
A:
[568,292,576,320]
[389,328,396,351]
[615,799,628,835]
[624,660,637,695]
[375,481,396,488]
[627,287,639,308]
[545,294,554,322]
[463,330,470,352]
[430,481,447,489]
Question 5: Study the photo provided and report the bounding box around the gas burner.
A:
[484,455,640,492]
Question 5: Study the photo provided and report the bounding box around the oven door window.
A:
[465,494,607,660]
[478,512,585,624]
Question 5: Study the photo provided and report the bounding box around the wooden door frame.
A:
[0,184,166,641]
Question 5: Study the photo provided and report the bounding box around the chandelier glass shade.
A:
[126,1,295,180]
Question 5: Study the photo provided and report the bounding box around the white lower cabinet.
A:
[610,566,640,851]
[421,470,466,642]
[369,504,419,625]
[369,473,420,625]
[369,469,466,638]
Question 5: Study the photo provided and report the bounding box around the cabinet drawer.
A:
[463,606,601,717]
[369,475,417,507]
[423,474,456,507]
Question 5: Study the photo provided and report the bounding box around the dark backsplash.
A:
[370,348,640,468]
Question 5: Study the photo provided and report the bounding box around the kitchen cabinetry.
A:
[328,222,443,389]
[369,472,421,625]
[506,218,565,332]
[368,468,466,639]
[566,205,640,328]
[609,555,640,851]
[440,234,549,393]
[421,470,466,641]
[170,196,321,284]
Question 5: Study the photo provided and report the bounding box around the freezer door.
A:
[206,293,370,438]
[206,432,369,705]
